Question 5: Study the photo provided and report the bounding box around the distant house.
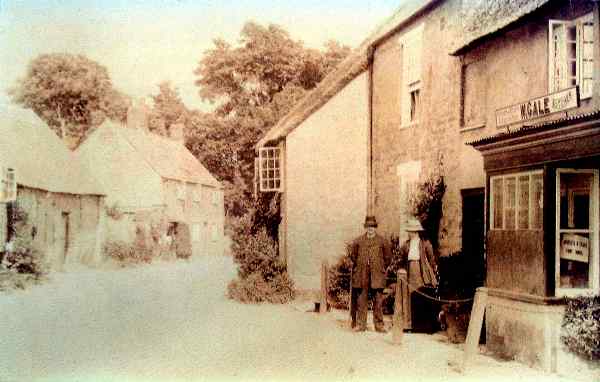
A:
[0,109,106,270]
[75,101,225,257]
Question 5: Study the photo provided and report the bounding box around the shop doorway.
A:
[461,188,486,287]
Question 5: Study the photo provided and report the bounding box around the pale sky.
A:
[0,0,402,112]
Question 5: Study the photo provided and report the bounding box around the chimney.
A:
[127,98,149,131]
[169,123,185,143]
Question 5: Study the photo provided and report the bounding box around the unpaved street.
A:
[0,257,575,382]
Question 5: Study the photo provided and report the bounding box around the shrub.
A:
[2,236,48,278]
[561,295,600,361]
[104,240,153,266]
[228,227,295,304]
[327,243,353,309]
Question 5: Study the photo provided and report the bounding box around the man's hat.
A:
[364,215,378,228]
[405,218,424,232]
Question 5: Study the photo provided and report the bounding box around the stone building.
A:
[257,0,599,376]
[0,110,106,270]
[76,102,225,257]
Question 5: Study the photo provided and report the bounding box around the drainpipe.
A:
[367,46,375,217]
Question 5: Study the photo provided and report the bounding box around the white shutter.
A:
[578,15,594,99]
[549,20,569,93]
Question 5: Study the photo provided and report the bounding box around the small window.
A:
[211,190,219,206]
[549,13,594,99]
[0,167,16,203]
[258,147,282,192]
[211,223,219,242]
[176,182,185,200]
[193,185,201,202]
[191,223,201,242]
[490,170,543,231]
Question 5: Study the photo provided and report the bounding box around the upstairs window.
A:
[258,147,282,192]
[549,13,594,99]
[192,185,201,203]
[176,182,185,200]
[490,171,543,231]
[211,189,219,206]
[401,24,424,127]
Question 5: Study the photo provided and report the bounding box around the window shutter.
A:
[549,20,569,93]
[578,16,594,99]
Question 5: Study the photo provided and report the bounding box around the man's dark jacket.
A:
[350,234,391,289]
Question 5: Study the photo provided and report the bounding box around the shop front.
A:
[470,110,600,372]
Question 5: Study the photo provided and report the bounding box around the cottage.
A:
[75,101,226,257]
[0,109,106,270]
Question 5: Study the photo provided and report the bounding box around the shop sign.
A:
[496,86,579,127]
[561,233,589,263]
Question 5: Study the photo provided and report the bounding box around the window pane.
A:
[559,232,590,288]
[559,172,592,230]
[492,178,504,229]
[531,174,543,229]
[518,175,530,229]
[505,177,516,230]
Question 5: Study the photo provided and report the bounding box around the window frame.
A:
[490,170,544,231]
[258,147,283,192]
[548,13,594,100]
[554,168,599,297]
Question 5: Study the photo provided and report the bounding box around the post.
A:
[320,259,329,314]
[462,287,488,372]
[349,267,355,327]
[393,269,408,344]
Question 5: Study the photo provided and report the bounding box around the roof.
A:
[256,0,439,148]
[467,109,600,147]
[98,121,221,188]
[450,0,550,56]
[0,108,105,195]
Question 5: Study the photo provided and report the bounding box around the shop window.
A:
[556,169,599,295]
[490,170,543,230]
[549,13,594,99]
[401,23,423,127]
[258,147,282,192]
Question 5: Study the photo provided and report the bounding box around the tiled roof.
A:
[105,121,221,188]
[467,109,600,146]
[0,108,105,195]
[256,0,439,148]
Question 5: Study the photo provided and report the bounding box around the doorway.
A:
[461,188,486,287]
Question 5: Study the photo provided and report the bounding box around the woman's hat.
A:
[405,218,424,232]
[364,215,378,228]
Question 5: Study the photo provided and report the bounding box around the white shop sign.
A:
[561,233,589,263]
[496,87,579,128]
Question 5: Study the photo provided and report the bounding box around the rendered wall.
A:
[285,72,368,291]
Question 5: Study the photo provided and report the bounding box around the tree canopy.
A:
[188,22,350,219]
[147,81,191,136]
[9,53,129,149]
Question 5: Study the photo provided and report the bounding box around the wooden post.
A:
[462,287,488,372]
[320,259,329,314]
[392,269,408,344]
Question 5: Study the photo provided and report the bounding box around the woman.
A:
[396,218,438,331]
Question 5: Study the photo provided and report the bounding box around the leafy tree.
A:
[189,22,350,229]
[148,81,190,136]
[8,53,129,148]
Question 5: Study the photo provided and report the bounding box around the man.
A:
[350,215,391,332]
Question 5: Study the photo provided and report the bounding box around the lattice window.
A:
[490,170,544,231]
[258,147,282,192]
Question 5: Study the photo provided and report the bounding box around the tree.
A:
[8,53,129,149]
[189,22,350,226]
[147,81,190,136]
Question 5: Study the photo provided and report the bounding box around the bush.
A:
[327,243,353,309]
[104,240,153,266]
[561,295,600,361]
[2,236,48,278]
[228,227,295,304]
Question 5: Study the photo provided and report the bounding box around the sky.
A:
[0,0,402,112]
